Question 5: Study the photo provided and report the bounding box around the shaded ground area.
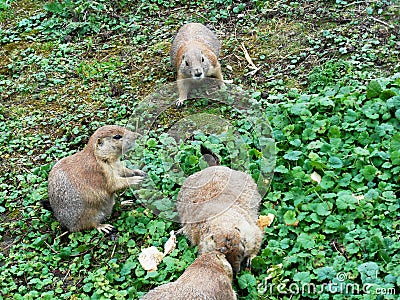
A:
[1,1,398,173]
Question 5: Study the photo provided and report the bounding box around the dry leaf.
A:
[263,179,271,187]
[163,230,177,256]
[257,213,275,229]
[286,220,299,227]
[311,171,322,184]
[241,42,258,69]
[138,246,164,272]
[353,194,365,201]
[240,42,261,75]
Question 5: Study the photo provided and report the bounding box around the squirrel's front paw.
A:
[96,224,114,234]
[134,169,147,177]
[121,200,134,206]
[129,176,144,185]
[176,98,185,106]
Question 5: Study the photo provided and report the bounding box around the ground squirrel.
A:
[46,125,145,233]
[170,22,223,106]
[177,165,263,274]
[141,251,236,300]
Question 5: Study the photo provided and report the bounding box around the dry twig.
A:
[240,42,261,75]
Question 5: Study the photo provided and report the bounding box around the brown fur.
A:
[177,166,263,273]
[47,125,145,233]
[174,42,219,73]
[141,251,236,300]
[170,23,223,105]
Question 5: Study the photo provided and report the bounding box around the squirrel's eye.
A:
[201,56,205,62]
[185,60,189,66]
[113,134,123,140]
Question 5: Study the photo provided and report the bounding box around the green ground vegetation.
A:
[0,0,399,299]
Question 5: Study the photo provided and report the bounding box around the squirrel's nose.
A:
[194,69,203,77]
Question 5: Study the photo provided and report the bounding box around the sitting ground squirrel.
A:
[46,125,146,233]
[177,165,264,274]
[170,22,223,106]
[141,251,236,300]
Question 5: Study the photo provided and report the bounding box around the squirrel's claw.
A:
[176,98,185,106]
[130,176,144,185]
[96,224,114,234]
[134,169,147,177]
[121,200,133,206]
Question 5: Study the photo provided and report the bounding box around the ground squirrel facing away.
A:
[170,23,223,106]
[46,125,146,233]
[177,165,264,274]
[141,251,236,300]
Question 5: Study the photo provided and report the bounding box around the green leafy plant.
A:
[1,0,399,299]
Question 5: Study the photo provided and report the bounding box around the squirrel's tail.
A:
[40,200,53,212]
[200,144,220,166]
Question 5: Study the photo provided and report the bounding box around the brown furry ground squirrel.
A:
[177,159,263,274]
[170,22,223,106]
[141,251,236,300]
[46,125,146,233]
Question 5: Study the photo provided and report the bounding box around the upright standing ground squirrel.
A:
[141,251,236,300]
[170,22,223,106]
[47,125,146,233]
[177,165,263,274]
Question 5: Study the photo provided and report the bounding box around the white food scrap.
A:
[257,213,275,230]
[138,246,164,272]
[311,171,322,184]
[139,231,178,272]
[163,230,177,256]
